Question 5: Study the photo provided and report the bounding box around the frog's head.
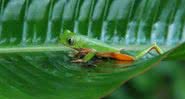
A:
[60,30,77,47]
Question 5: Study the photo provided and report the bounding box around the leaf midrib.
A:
[0,44,177,54]
[0,46,75,53]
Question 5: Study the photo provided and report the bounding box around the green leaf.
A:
[164,43,185,60]
[0,0,184,99]
[0,43,183,99]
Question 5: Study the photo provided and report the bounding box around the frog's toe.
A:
[71,59,85,63]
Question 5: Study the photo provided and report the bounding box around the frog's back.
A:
[77,35,119,52]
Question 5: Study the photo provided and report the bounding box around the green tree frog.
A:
[60,30,163,63]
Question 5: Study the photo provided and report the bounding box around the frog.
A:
[60,30,163,63]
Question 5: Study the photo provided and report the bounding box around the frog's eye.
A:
[67,38,74,45]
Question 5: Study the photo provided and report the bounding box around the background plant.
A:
[0,0,184,99]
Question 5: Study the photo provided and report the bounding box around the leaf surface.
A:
[0,0,184,99]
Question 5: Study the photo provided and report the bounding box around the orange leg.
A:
[96,52,135,61]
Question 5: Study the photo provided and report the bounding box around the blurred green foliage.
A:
[0,0,185,98]
[105,61,185,99]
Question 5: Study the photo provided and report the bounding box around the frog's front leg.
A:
[73,48,92,58]
[71,48,96,63]
[135,43,163,59]
[82,51,96,62]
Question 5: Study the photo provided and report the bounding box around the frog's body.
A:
[60,30,163,62]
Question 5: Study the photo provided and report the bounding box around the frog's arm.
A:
[71,51,96,63]
[70,48,96,63]
[135,43,163,59]
[82,52,96,62]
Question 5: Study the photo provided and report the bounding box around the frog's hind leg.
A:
[135,43,163,59]
[96,52,135,61]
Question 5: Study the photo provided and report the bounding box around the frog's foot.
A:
[71,59,85,63]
